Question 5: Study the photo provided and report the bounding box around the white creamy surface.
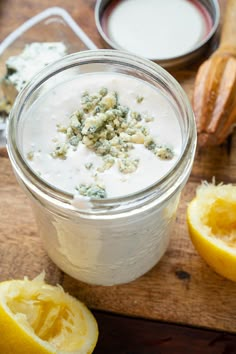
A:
[22,73,182,199]
[106,0,207,59]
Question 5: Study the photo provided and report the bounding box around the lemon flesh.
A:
[0,273,98,354]
[187,182,236,281]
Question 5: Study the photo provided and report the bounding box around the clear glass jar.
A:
[7,50,196,285]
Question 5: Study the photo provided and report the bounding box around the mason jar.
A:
[7,50,196,285]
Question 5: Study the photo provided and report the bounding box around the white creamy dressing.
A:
[105,0,208,59]
[18,71,189,285]
[22,73,182,198]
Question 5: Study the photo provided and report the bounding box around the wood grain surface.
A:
[1,0,236,336]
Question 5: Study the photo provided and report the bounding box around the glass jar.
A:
[7,50,196,286]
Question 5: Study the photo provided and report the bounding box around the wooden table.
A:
[1,0,236,353]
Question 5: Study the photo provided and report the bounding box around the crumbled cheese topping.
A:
[1,42,67,108]
[136,96,144,104]
[49,88,174,198]
[26,151,34,161]
[77,184,107,199]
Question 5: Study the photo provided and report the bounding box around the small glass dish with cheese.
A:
[0,6,96,133]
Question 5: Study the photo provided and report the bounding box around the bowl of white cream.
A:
[95,0,220,67]
[7,50,196,285]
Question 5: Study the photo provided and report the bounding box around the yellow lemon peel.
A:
[187,181,236,281]
[0,272,98,354]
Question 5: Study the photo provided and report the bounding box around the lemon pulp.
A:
[187,182,236,281]
[203,198,236,240]
[0,273,98,354]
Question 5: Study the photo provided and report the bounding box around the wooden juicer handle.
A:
[219,0,236,57]
[193,0,236,147]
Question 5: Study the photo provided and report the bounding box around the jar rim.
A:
[95,0,220,67]
[7,49,196,214]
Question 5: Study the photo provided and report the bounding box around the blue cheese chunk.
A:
[1,42,67,105]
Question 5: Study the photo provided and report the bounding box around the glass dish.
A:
[0,7,97,142]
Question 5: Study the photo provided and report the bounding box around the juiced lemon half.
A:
[0,273,98,354]
[187,182,236,281]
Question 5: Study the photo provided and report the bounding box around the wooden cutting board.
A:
[1,0,236,334]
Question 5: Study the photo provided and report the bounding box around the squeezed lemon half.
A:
[0,273,98,354]
[187,182,236,281]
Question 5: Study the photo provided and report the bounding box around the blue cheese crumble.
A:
[1,42,67,106]
[51,88,174,199]
[77,184,107,199]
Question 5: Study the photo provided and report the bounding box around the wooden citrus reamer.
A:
[192,0,236,147]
